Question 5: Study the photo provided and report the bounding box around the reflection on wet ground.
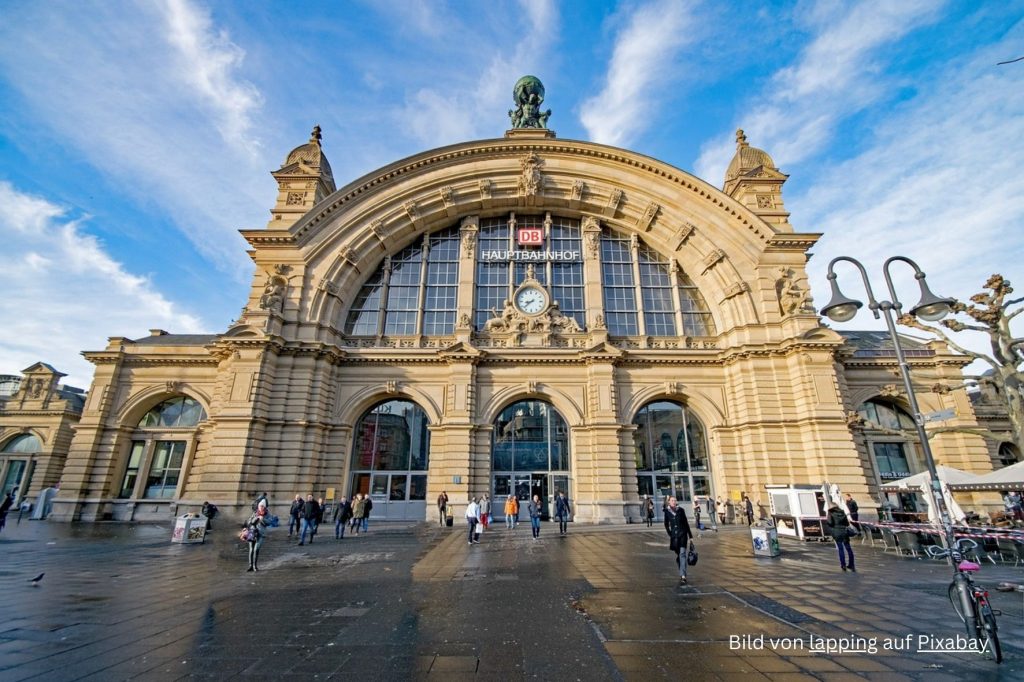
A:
[0,518,1021,680]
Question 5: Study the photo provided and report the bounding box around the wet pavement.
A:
[0,516,1022,681]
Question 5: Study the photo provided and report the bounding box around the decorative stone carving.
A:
[592,313,606,330]
[273,264,292,277]
[370,218,385,242]
[846,411,866,429]
[756,194,773,209]
[483,299,530,333]
[638,201,660,232]
[341,247,358,265]
[518,152,543,196]
[527,380,537,394]
[26,378,43,398]
[403,200,419,221]
[584,231,600,259]
[545,302,582,333]
[507,75,552,129]
[478,179,493,200]
[664,381,683,396]
[571,179,585,201]
[629,233,639,250]
[701,249,726,274]
[440,185,455,208]
[775,267,814,316]
[285,192,304,206]
[457,312,473,329]
[462,231,477,258]
[721,281,750,301]
[166,381,181,393]
[386,380,399,395]
[259,272,286,313]
[673,223,696,251]
[879,384,901,398]
[318,278,340,297]
[605,188,623,217]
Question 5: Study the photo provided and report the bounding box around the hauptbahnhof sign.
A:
[479,249,581,261]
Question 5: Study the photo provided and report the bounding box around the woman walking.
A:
[825,502,855,572]
[243,502,269,572]
[528,494,543,539]
[350,493,366,535]
[643,495,655,527]
[663,496,693,585]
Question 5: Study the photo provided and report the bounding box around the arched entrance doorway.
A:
[491,399,571,521]
[633,400,713,519]
[350,399,430,520]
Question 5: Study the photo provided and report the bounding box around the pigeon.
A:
[29,573,44,586]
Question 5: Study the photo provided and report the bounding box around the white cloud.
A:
[797,27,1024,367]
[159,0,264,151]
[0,0,271,276]
[579,0,695,147]
[395,0,559,145]
[694,0,941,183]
[0,182,204,389]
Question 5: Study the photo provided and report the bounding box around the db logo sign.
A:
[517,228,543,246]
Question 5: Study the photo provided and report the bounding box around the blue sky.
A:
[1,0,1022,388]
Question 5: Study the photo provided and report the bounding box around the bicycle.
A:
[926,538,1002,663]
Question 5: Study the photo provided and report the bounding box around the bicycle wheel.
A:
[980,603,1002,664]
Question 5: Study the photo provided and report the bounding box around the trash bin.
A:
[750,522,780,557]
[446,509,454,527]
[172,513,207,544]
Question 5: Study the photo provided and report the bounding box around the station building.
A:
[1,88,1004,523]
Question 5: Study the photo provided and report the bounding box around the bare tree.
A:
[892,274,1024,452]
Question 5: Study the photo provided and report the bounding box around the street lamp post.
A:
[820,255,957,555]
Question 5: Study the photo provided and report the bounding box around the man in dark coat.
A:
[299,494,320,545]
[663,496,693,585]
[333,496,352,539]
[288,495,303,537]
[825,503,855,572]
[362,495,373,533]
[844,493,859,521]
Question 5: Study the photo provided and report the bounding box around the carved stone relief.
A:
[701,249,726,275]
[518,152,543,196]
[775,267,814,316]
[638,201,660,232]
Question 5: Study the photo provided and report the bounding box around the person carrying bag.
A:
[663,495,694,585]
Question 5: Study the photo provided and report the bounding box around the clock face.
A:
[516,286,547,315]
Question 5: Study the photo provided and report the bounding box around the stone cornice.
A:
[285,137,800,248]
[765,234,822,251]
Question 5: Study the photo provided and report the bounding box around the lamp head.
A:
[820,274,863,323]
[910,276,954,322]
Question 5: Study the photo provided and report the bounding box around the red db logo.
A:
[517,228,543,246]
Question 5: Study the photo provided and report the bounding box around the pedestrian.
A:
[351,493,366,534]
[643,495,655,527]
[201,500,218,530]
[288,494,303,536]
[825,502,856,572]
[437,490,449,526]
[0,489,14,533]
[315,497,326,538]
[504,494,518,529]
[555,490,571,535]
[693,500,701,530]
[528,494,543,539]
[243,502,269,572]
[333,496,352,539]
[716,496,726,524]
[362,495,373,533]
[844,493,860,522]
[252,491,268,512]
[744,495,754,525]
[664,495,693,585]
[299,494,319,545]
[480,493,491,529]
[757,499,768,520]
[466,496,481,544]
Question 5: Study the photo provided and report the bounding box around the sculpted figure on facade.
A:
[775,267,813,316]
[518,152,544,196]
[484,300,528,333]
[547,302,582,333]
[508,75,552,129]
[259,276,286,313]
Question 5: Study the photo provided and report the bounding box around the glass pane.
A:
[178,398,205,427]
[637,476,653,497]
[2,434,41,453]
[686,416,708,471]
[159,397,185,427]
[351,400,430,473]
[552,475,569,499]
[119,441,146,498]
[168,441,186,469]
[409,475,427,501]
[2,460,25,497]
[692,476,710,498]
[656,475,672,500]
[494,475,511,497]
[371,474,389,496]
[389,476,407,501]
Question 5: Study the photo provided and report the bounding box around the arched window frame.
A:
[117,396,206,500]
[349,399,431,502]
[857,398,920,484]
[0,433,42,498]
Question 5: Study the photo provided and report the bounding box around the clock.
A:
[515,285,548,315]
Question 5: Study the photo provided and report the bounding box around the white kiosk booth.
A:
[766,484,828,541]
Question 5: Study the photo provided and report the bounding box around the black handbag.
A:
[686,541,698,566]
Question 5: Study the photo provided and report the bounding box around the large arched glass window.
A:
[118,396,206,500]
[474,214,584,329]
[600,230,715,337]
[350,400,430,504]
[491,399,571,513]
[345,226,461,336]
[632,401,711,506]
[1,434,42,498]
[857,398,918,483]
[999,443,1020,468]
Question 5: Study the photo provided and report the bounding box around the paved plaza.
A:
[0,515,1022,681]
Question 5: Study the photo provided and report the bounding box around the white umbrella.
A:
[947,460,1024,492]
[879,466,977,524]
